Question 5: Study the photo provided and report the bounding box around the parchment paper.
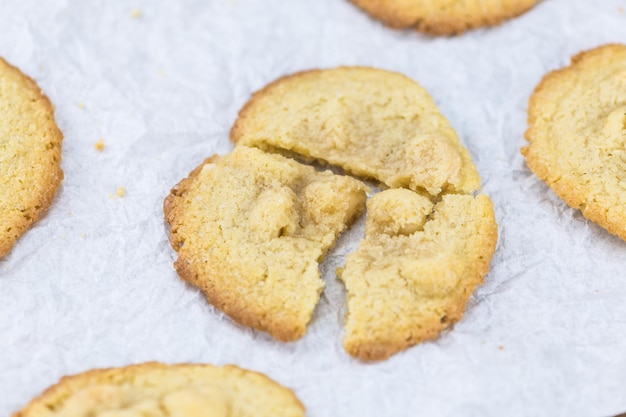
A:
[2,1,626,415]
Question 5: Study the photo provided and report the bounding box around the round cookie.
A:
[12,362,305,417]
[348,0,540,36]
[0,58,63,259]
[522,44,626,241]
[164,146,367,341]
[338,190,498,361]
[231,67,480,197]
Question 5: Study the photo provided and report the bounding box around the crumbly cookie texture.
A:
[164,146,367,341]
[523,44,626,241]
[231,67,480,197]
[338,190,497,361]
[348,0,539,36]
[0,58,63,258]
[13,362,305,417]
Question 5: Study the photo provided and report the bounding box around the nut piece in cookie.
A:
[231,67,480,197]
[0,58,63,258]
[339,190,497,361]
[12,362,305,417]
[523,44,626,241]
[164,146,367,341]
[348,0,540,36]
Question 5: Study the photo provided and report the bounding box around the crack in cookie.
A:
[338,190,497,360]
[167,67,498,360]
[164,146,367,341]
[231,67,498,360]
[231,67,480,197]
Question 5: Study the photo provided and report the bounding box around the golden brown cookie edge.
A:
[348,0,540,36]
[164,152,323,342]
[342,193,498,361]
[522,44,626,241]
[231,66,482,195]
[0,58,64,259]
[164,154,302,341]
[12,362,305,417]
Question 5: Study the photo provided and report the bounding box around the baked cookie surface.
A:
[523,44,626,241]
[13,362,305,417]
[339,190,497,360]
[0,58,63,258]
[164,146,367,341]
[231,67,480,197]
[348,0,539,35]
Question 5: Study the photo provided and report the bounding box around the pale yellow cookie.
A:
[339,190,497,361]
[231,67,480,197]
[0,58,63,258]
[523,44,626,241]
[348,0,539,36]
[164,146,367,341]
[12,362,305,417]
[231,67,498,357]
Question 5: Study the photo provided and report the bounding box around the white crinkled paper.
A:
[2,1,626,415]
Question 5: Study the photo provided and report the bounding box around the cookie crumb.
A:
[117,187,126,198]
[95,139,105,151]
[619,7,624,14]
[498,345,504,350]
[130,8,141,18]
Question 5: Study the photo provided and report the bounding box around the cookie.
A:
[348,0,539,36]
[231,67,480,197]
[0,58,63,258]
[164,146,367,341]
[338,190,497,360]
[522,44,626,241]
[231,67,498,358]
[13,362,305,417]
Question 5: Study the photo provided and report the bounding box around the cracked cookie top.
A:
[231,67,480,196]
[227,67,498,360]
[338,190,497,360]
[164,146,367,341]
[167,67,498,360]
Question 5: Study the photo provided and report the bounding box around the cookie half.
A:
[0,58,63,258]
[338,190,497,360]
[13,362,305,417]
[348,0,539,36]
[231,67,480,197]
[164,146,367,341]
[523,44,626,241]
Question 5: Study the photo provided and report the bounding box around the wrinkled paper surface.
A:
[2,1,626,415]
